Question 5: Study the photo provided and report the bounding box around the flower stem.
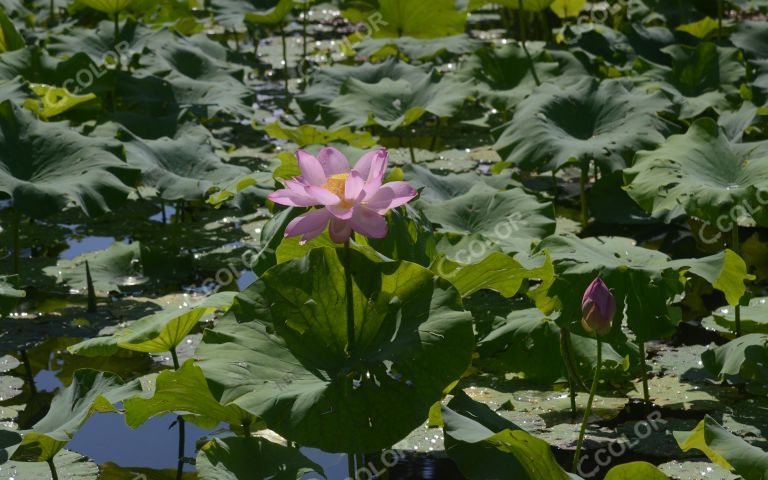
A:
[12,208,20,279]
[170,348,185,480]
[579,161,589,229]
[638,340,650,404]
[518,0,541,86]
[47,457,59,480]
[85,260,97,313]
[280,21,290,110]
[732,225,742,337]
[717,0,723,40]
[344,240,355,357]
[301,1,309,90]
[572,337,601,473]
[347,452,356,479]
[559,328,578,418]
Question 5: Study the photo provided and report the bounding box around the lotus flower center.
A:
[324,173,350,205]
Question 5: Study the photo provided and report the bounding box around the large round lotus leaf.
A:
[635,42,744,119]
[657,460,738,480]
[80,0,134,14]
[422,183,556,255]
[675,415,768,480]
[605,461,668,479]
[49,20,173,64]
[538,235,752,342]
[196,247,474,453]
[343,0,467,39]
[460,43,582,111]
[116,123,249,201]
[710,297,768,335]
[325,70,472,130]
[731,20,768,59]
[196,436,324,480]
[701,334,768,394]
[244,0,294,25]
[494,77,673,173]
[625,118,768,227]
[354,35,482,63]
[4,449,99,478]
[150,39,252,118]
[298,59,429,120]
[0,101,139,219]
[441,390,570,480]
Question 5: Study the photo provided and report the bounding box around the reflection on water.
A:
[67,412,211,472]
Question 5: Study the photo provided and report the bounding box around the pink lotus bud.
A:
[581,277,615,336]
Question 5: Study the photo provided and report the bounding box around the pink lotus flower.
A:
[268,147,417,244]
[581,277,615,336]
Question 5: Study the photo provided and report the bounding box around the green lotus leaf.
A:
[4,449,98,479]
[44,241,144,295]
[560,23,635,67]
[494,77,673,173]
[676,16,719,40]
[23,84,98,120]
[0,275,24,315]
[151,38,252,117]
[550,0,586,17]
[11,369,142,462]
[635,42,744,118]
[79,0,135,14]
[244,0,295,25]
[118,123,249,201]
[197,247,474,452]
[325,70,473,130]
[538,235,752,342]
[435,251,554,298]
[263,122,378,148]
[658,460,737,480]
[624,118,768,227]
[675,415,768,480]
[441,390,569,480]
[605,461,669,479]
[422,183,556,255]
[68,291,237,356]
[0,101,139,218]
[208,0,286,27]
[459,44,567,111]
[468,0,554,11]
[731,20,768,59]
[477,307,630,384]
[402,163,521,202]
[196,436,324,480]
[298,59,429,120]
[356,204,438,266]
[123,359,263,432]
[0,6,23,53]
[352,35,482,62]
[49,19,174,65]
[477,308,565,384]
[710,297,768,335]
[701,334,768,394]
[343,0,467,39]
